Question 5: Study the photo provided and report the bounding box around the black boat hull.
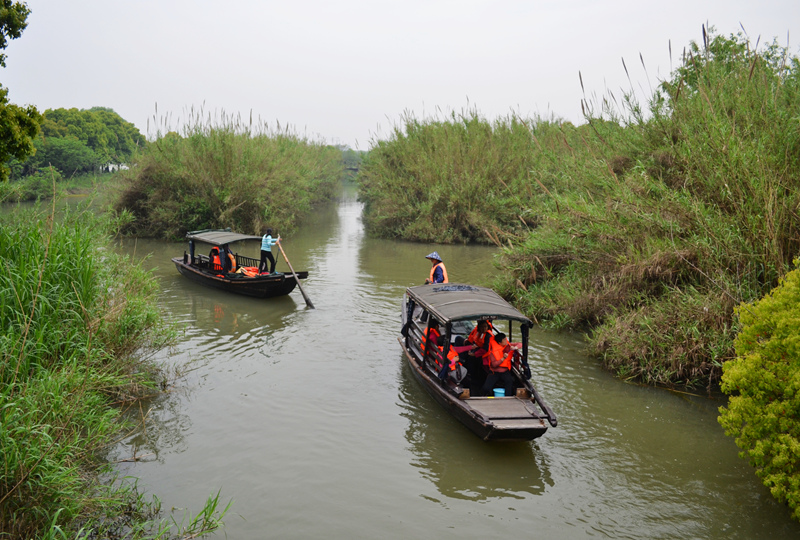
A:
[172,258,307,298]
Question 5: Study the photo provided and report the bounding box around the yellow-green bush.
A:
[719,264,800,521]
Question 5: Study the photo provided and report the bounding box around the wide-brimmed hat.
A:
[425,251,442,261]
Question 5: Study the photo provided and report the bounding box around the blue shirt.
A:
[432,264,445,283]
[261,234,278,252]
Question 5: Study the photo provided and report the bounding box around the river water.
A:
[106,188,800,539]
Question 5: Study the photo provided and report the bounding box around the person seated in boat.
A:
[456,319,493,390]
[420,320,442,362]
[457,320,493,355]
[480,332,520,397]
[221,243,237,274]
[209,246,223,272]
[424,251,448,284]
[436,335,468,385]
[259,228,281,274]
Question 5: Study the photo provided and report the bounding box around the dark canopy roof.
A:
[185,229,261,246]
[405,283,532,326]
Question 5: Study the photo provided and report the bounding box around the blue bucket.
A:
[493,388,505,398]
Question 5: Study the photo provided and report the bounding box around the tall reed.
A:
[0,203,227,538]
[358,108,552,243]
[113,108,343,239]
[493,28,800,387]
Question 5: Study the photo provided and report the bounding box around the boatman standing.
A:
[259,228,281,274]
[424,251,448,284]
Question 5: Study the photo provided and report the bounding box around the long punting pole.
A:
[277,241,315,309]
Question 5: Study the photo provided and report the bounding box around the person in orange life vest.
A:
[424,251,448,284]
[421,320,442,364]
[209,246,223,272]
[465,320,493,359]
[434,334,469,384]
[480,332,520,397]
[456,320,493,390]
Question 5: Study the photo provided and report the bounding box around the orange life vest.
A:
[428,262,449,284]
[487,337,514,372]
[445,346,459,371]
[421,327,441,357]
[466,322,494,348]
[210,247,222,271]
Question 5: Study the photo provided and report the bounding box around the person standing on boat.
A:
[480,332,519,397]
[424,251,448,284]
[259,228,281,274]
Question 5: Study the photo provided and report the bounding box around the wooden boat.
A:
[171,229,308,299]
[399,283,557,441]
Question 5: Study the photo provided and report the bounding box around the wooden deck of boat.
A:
[465,397,546,428]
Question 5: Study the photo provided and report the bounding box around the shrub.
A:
[718,264,800,521]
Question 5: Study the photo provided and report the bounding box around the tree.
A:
[0,86,40,180]
[30,136,99,176]
[0,0,29,67]
[40,107,145,165]
[0,1,40,181]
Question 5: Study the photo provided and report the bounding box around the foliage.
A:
[39,107,145,166]
[0,0,29,68]
[0,205,229,538]
[29,136,100,176]
[0,1,41,182]
[358,109,540,243]
[0,165,62,202]
[719,264,800,521]
[341,146,364,182]
[113,109,343,239]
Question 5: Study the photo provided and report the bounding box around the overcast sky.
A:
[3,1,798,150]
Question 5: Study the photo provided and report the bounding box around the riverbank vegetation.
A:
[0,204,228,538]
[113,110,344,239]
[359,29,800,391]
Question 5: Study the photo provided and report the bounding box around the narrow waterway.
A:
[109,187,800,539]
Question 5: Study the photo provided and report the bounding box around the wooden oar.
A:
[277,241,315,309]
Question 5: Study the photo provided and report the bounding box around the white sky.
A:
[3,1,798,150]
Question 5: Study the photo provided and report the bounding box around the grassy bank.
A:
[0,204,226,538]
[358,29,800,389]
[114,111,344,239]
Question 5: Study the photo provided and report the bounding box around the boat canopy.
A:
[185,229,261,246]
[405,284,532,326]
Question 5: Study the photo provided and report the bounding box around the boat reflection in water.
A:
[397,358,554,501]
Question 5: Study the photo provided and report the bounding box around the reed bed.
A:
[0,204,226,538]
[113,108,343,239]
